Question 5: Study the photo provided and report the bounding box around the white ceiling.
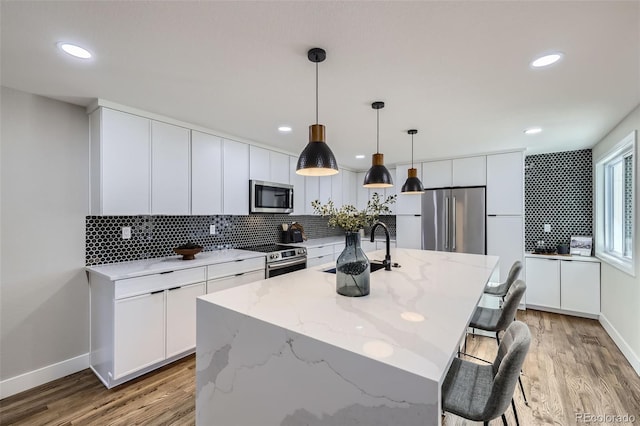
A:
[2,1,639,170]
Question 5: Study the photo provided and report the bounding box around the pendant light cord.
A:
[376,109,380,153]
[411,133,414,168]
[315,62,319,125]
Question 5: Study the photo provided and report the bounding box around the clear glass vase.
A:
[336,231,370,297]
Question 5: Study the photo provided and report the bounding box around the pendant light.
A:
[363,101,393,188]
[296,48,339,176]
[401,129,425,194]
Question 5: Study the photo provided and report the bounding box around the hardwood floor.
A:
[1,310,638,425]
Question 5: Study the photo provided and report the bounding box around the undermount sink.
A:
[323,262,387,274]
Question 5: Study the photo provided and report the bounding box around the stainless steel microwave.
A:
[249,180,294,214]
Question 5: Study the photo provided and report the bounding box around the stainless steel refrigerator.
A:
[421,187,486,254]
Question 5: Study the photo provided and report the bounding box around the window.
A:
[595,130,635,275]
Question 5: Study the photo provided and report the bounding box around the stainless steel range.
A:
[239,244,307,278]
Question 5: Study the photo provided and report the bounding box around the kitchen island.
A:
[196,248,499,426]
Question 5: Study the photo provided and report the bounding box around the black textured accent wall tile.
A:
[524,149,593,252]
[86,214,396,266]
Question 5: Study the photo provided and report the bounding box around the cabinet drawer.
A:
[307,245,334,258]
[115,267,206,299]
[307,255,333,268]
[207,256,265,280]
[207,269,265,293]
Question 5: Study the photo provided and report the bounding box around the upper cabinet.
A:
[331,171,343,209]
[452,156,486,186]
[289,156,306,215]
[223,139,249,215]
[341,170,357,207]
[305,176,320,215]
[191,131,223,215]
[422,156,486,189]
[151,121,190,215]
[91,108,151,215]
[486,152,523,215]
[250,146,290,184]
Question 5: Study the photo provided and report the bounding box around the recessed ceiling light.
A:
[531,53,563,68]
[58,42,92,59]
[355,154,366,159]
[524,127,543,135]
[278,126,292,132]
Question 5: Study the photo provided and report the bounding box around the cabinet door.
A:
[249,146,270,181]
[356,172,369,211]
[289,156,306,215]
[560,261,600,315]
[331,171,343,209]
[525,258,560,309]
[270,151,290,184]
[100,108,150,215]
[487,216,523,282]
[341,170,357,207]
[166,282,206,358]
[319,176,332,205]
[396,215,422,249]
[422,160,452,189]
[305,176,319,214]
[114,292,165,379]
[223,139,249,215]
[151,121,190,215]
[487,152,523,215]
[384,170,396,214]
[452,156,486,186]
[191,131,223,215]
[395,165,422,214]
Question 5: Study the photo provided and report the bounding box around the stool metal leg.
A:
[512,398,520,426]
[502,413,508,425]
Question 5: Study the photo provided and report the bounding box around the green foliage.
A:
[311,192,396,232]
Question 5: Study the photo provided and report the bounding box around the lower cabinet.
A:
[206,257,265,293]
[166,282,206,358]
[307,244,335,268]
[525,256,600,317]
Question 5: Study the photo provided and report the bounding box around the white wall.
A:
[592,104,640,375]
[0,87,90,395]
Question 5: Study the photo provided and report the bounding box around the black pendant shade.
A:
[363,101,393,188]
[296,48,339,176]
[401,129,424,194]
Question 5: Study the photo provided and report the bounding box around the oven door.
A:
[266,257,307,278]
[250,180,294,214]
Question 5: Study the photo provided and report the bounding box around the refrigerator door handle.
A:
[444,197,450,249]
[452,196,457,251]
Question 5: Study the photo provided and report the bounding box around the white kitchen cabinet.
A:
[249,146,270,181]
[452,156,486,186]
[206,256,265,293]
[331,171,343,209]
[113,292,165,380]
[560,261,600,315]
[526,256,600,317]
[270,151,290,184]
[395,164,422,214]
[319,176,332,205]
[191,131,223,215]
[356,172,369,211]
[384,170,396,214]
[305,176,320,214]
[223,139,250,215]
[207,270,265,293]
[250,147,289,184]
[151,121,191,215]
[361,240,377,253]
[525,257,561,309]
[422,160,452,189]
[487,216,523,283]
[487,152,523,215]
[307,244,335,267]
[91,107,151,215]
[341,170,357,207]
[396,215,422,249]
[166,282,206,358]
[289,156,306,215]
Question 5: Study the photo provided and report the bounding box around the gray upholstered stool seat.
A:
[483,261,522,299]
[443,321,531,425]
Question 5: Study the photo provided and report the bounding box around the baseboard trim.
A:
[0,353,89,399]
[599,314,640,376]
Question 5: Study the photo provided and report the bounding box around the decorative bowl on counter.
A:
[173,243,203,260]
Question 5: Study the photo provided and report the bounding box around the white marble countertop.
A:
[524,252,601,262]
[198,248,498,384]
[86,249,266,280]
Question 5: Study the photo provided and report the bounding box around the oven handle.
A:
[267,257,307,270]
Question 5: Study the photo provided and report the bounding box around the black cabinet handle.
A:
[150,290,164,295]
[160,271,174,275]
[168,286,181,291]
